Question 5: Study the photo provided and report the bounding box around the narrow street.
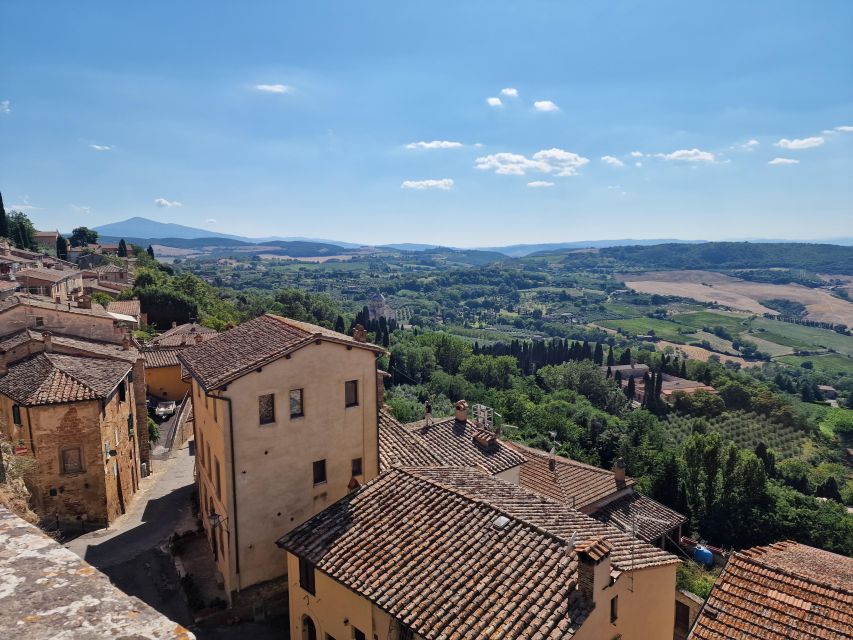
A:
[65,443,197,627]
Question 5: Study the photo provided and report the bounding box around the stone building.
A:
[177,314,385,601]
[0,351,140,527]
[14,267,83,299]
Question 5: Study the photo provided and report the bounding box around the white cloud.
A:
[601,155,625,167]
[255,84,292,94]
[486,97,502,107]
[741,139,759,150]
[405,140,464,150]
[11,196,38,211]
[501,88,519,98]
[89,144,112,151]
[70,204,91,214]
[205,218,217,224]
[0,100,10,114]
[635,161,643,167]
[768,157,799,165]
[527,181,554,188]
[775,136,824,150]
[154,198,183,208]
[656,148,716,162]
[630,151,644,158]
[835,125,853,132]
[475,148,589,177]
[533,100,559,112]
[400,179,454,190]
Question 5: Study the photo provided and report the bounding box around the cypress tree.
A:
[118,238,128,257]
[606,345,615,367]
[56,234,68,260]
[619,347,632,365]
[614,370,622,385]
[334,315,345,333]
[147,244,155,258]
[625,376,635,400]
[0,191,8,239]
[605,366,612,379]
[593,343,604,365]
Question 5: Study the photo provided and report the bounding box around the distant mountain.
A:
[380,243,442,251]
[477,239,708,258]
[90,217,360,248]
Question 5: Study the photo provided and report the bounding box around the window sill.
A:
[345,404,359,409]
[290,414,304,420]
[312,481,327,487]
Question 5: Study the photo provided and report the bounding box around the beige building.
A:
[142,323,218,401]
[177,315,385,600]
[278,466,680,640]
[0,351,140,527]
[14,267,83,299]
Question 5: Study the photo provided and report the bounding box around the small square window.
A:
[61,447,83,474]
[345,380,358,407]
[351,457,363,477]
[298,556,316,595]
[290,389,304,418]
[35,317,44,327]
[313,459,326,485]
[258,393,275,425]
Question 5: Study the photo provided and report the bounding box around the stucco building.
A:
[177,315,384,601]
[278,466,680,640]
[143,322,217,401]
[14,267,83,300]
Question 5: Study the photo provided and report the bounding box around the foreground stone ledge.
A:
[0,507,194,640]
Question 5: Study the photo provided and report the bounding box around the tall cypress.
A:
[593,343,604,365]
[606,345,615,367]
[0,191,8,238]
[118,238,128,257]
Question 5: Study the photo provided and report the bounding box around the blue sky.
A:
[2,1,851,245]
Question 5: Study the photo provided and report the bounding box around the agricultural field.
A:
[746,318,853,357]
[596,317,692,342]
[655,340,758,367]
[623,270,853,326]
[670,310,754,334]
[663,411,809,459]
[776,353,853,377]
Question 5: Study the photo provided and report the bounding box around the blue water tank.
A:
[693,545,714,567]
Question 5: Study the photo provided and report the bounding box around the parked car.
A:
[155,400,177,418]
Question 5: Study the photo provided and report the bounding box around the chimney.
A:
[55,295,61,304]
[352,324,367,343]
[78,294,91,309]
[548,447,556,471]
[43,332,53,353]
[574,538,613,603]
[613,457,627,485]
[454,399,468,423]
[376,370,390,410]
[122,335,131,351]
[194,333,204,344]
[172,321,178,329]
[0,359,8,377]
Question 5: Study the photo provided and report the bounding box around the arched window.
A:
[301,615,317,640]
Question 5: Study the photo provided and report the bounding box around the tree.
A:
[816,476,842,502]
[619,348,632,365]
[147,244,155,259]
[606,345,615,367]
[117,238,128,257]
[7,211,37,250]
[0,191,8,239]
[754,442,776,477]
[70,226,99,247]
[56,234,69,260]
[593,343,604,365]
[625,376,636,400]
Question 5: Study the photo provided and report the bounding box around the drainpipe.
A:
[220,394,241,591]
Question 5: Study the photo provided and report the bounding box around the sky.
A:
[1,1,852,246]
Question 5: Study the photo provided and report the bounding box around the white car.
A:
[155,401,177,418]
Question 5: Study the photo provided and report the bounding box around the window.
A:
[198,433,204,466]
[12,405,22,425]
[206,442,211,478]
[118,381,126,402]
[312,459,326,485]
[610,595,618,623]
[398,624,415,640]
[289,389,304,418]
[345,380,359,407]
[298,556,316,595]
[35,316,44,327]
[215,457,222,500]
[61,447,83,474]
[213,397,217,422]
[353,629,365,640]
[351,457,363,477]
[258,393,275,425]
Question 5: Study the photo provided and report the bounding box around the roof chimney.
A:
[194,332,204,344]
[0,360,7,377]
[55,295,61,304]
[352,324,367,343]
[548,447,556,471]
[574,537,613,604]
[172,321,178,328]
[43,331,53,353]
[613,457,627,485]
[78,294,91,309]
[454,399,468,424]
[122,335,131,351]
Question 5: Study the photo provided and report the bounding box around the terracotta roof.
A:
[92,263,127,274]
[178,314,384,391]
[143,349,183,368]
[158,322,217,339]
[278,467,591,639]
[106,299,141,317]
[690,541,853,640]
[0,280,19,292]
[402,416,526,475]
[506,441,635,509]
[0,329,138,363]
[147,323,217,348]
[0,294,115,319]
[378,407,443,470]
[405,467,679,572]
[0,353,131,406]
[15,267,79,284]
[591,492,686,542]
